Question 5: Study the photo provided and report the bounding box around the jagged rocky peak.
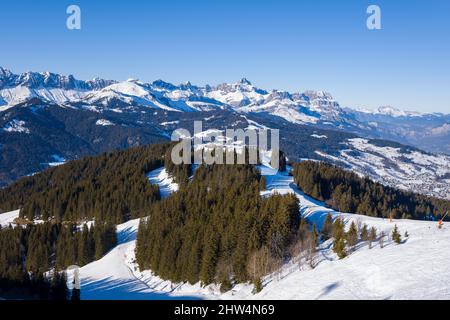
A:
[0,67,14,79]
[239,77,252,85]
[303,90,334,101]
[0,66,116,90]
[266,90,292,101]
[151,79,177,91]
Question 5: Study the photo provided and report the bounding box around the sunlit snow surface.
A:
[147,167,179,199]
[76,164,450,300]
[0,209,20,227]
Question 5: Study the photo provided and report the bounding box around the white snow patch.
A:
[0,209,20,227]
[147,167,179,199]
[48,154,66,167]
[96,119,114,126]
[160,120,179,126]
[3,119,30,134]
[311,134,327,139]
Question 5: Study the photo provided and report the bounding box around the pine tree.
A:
[332,218,345,240]
[333,238,347,259]
[321,213,333,240]
[199,231,218,285]
[346,221,358,248]
[77,224,89,266]
[360,224,369,241]
[392,225,402,244]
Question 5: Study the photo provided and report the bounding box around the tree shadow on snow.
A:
[315,281,341,299]
[117,226,137,244]
[80,276,202,300]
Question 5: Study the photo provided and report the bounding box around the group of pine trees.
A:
[136,163,301,290]
[0,143,169,224]
[319,213,406,259]
[0,223,65,299]
[0,221,116,299]
[293,161,450,220]
[55,222,117,269]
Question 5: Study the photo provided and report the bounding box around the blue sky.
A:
[0,0,449,113]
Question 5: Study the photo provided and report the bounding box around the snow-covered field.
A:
[73,164,450,300]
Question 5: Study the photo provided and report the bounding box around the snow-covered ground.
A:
[0,209,20,227]
[147,167,179,199]
[75,164,450,300]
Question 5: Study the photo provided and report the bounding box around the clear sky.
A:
[1,0,449,113]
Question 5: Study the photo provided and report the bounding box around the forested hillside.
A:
[0,143,170,223]
[0,221,116,299]
[292,161,450,220]
[136,164,306,289]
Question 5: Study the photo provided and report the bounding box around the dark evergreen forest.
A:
[0,220,117,299]
[136,163,303,288]
[0,143,169,224]
[292,161,450,220]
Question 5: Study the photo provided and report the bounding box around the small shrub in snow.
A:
[392,225,402,244]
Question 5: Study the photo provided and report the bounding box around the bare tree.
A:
[380,231,385,248]
[368,226,377,249]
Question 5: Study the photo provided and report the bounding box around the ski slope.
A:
[76,164,450,300]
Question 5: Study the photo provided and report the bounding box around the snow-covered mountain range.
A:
[1,67,449,199]
[1,67,448,155]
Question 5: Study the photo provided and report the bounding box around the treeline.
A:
[0,143,170,223]
[136,163,303,290]
[321,213,406,259]
[0,224,65,299]
[293,161,450,220]
[0,221,116,299]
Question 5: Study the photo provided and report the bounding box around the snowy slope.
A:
[76,164,450,300]
[79,168,198,300]
[0,209,20,227]
[147,167,179,199]
[316,138,450,200]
